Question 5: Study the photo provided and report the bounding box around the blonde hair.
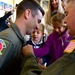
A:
[51,13,65,24]
[45,0,64,25]
[38,23,45,33]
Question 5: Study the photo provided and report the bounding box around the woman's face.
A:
[51,0,59,9]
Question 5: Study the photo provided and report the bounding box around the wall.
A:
[0,0,22,21]
[0,0,22,5]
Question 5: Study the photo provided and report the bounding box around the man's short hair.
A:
[16,0,45,18]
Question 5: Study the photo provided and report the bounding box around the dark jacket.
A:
[0,11,12,31]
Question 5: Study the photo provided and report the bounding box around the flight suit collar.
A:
[10,23,26,46]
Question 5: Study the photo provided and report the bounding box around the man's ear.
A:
[24,9,31,19]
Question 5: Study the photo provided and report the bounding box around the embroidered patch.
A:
[64,40,75,53]
[0,39,6,55]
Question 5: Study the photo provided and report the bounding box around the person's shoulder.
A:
[0,28,14,39]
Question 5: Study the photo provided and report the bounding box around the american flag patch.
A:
[64,40,75,53]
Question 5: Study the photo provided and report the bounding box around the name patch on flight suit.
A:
[64,40,75,53]
[0,39,6,55]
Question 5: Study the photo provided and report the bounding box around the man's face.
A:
[26,10,43,35]
[64,1,75,36]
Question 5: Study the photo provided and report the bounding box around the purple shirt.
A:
[34,31,72,64]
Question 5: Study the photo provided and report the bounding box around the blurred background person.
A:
[45,0,64,25]
[42,0,64,39]
[61,0,67,11]
[0,8,15,31]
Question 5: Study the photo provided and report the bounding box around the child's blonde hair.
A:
[51,13,65,25]
[37,23,45,33]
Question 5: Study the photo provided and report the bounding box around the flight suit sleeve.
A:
[20,53,43,75]
[0,38,14,68]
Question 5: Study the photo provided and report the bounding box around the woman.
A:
[45,0,64,25]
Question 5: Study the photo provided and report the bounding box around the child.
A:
[26,23,49,66]
[26,23,44,48]
[33,13,72,66]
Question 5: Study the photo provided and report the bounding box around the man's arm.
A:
[20,45,43,75]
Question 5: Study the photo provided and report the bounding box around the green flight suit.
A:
[20,51,75,75]
[0,23,25,75]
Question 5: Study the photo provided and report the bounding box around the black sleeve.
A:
[1,11,12,20]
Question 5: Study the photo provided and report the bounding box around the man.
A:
[0,0,44,75]
[20,0,75,75]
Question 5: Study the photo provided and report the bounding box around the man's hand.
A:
[22,44,34,56]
